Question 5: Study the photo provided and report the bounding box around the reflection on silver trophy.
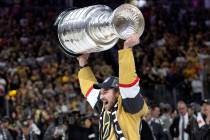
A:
[55,4,145,56]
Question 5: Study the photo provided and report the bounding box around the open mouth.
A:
[105,101,108,105]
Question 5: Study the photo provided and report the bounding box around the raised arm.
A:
[118,34,148,115]
[77,54,100,110]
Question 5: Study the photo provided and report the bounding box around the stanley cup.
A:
[55,4,145,56]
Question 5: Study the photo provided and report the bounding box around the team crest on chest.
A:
[102,111,111,139]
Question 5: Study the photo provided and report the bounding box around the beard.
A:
[103,99,116,111]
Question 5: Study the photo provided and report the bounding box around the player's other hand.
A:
[77,54,90,67]
[123,34,140,49]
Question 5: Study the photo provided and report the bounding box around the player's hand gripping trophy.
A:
[55,4,145,56]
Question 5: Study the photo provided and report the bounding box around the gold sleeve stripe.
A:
[119,77,140,88]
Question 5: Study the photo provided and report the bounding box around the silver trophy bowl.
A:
[55,4,145,56]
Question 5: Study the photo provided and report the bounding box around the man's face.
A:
[178,103,188,116]
[201,103,210,116]
[188,108,194,116]
[151,107,160,118]
[2,122,9,128]
[100,88,116,111]
[22,126,30,135]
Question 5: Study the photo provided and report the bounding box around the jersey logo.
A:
[102,111,111,139]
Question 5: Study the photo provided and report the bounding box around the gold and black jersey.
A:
[78,48,149,140]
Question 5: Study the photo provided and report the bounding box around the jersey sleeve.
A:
[118,48,148,115]
[78,66,101,110]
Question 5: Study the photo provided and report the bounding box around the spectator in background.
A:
[43,113,68,140]
[89,113,99,140]
[170,101,189,140]
[80,114,97,140]
[194,99,210,140]
[186,99,210,140]
[17,119,39,140]
[160,103,173,140]
[0,117,13,140]
[140,119,155,140]
[148,104,168,140]
[27,116,41,137]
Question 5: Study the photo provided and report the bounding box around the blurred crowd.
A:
[0,0,210,140]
